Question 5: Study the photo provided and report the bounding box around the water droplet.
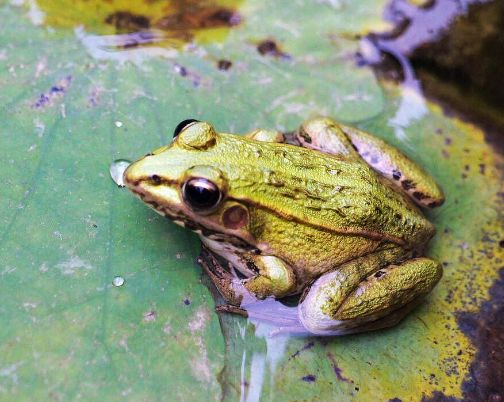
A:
[112,276,125,287]
[110,159,131,187]
[115,120,123,128]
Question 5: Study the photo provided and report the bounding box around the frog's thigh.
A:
[244,255,296,299]
[296,117,444,208]
[340,124,445,208]
[299,258,442,335]
[296,117,359,157]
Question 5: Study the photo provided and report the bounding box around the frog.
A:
[123,117,444,335]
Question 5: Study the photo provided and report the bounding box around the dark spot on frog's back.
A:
[401,179,414,190]
[413,191,428,200]
[297,128,312,144]
[392,170,402,180]
[105,11,150,32]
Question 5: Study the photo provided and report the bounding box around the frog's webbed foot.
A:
[296,117,445,208]
[299,257,442,335]
[215,304,248,317]
[198,246,248,306]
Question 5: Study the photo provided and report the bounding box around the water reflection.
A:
[360,37,428,142]
[76,27,179,62]
[243,323,290,402]
[359,0,492,144]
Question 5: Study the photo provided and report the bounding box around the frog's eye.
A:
[173,119,200,138]
[182,178,222,212]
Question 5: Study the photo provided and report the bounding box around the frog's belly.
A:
[200,236,259,277]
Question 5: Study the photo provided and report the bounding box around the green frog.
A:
[123,117,444,335]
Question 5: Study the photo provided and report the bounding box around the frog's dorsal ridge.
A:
[215,134,434,248]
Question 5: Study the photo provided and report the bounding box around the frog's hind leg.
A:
[296,117,445,208]
[340,124,444,208]
[298,257,442,335]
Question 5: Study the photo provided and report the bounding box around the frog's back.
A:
[214,134,435,248]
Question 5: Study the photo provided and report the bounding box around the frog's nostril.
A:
[150,174,162,185]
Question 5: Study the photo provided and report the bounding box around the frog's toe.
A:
[299,258,442,335]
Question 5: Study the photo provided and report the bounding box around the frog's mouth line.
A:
[128,185,188,224]
[127,185,258,251]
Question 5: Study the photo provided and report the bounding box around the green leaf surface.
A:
[0,1,502,401]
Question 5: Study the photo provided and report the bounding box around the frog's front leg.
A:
[299,256,442,335]
[296,117,445,208]
[243,255,297,299]
[198,246,297,306]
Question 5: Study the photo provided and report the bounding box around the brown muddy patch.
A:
[422,269,504,401]
[256,39,290,59]
[217,59,232,70]
[105,11,150,32]
[33,0,243,48]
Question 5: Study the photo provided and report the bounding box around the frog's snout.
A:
[122,159,156,199]
[122,159,142,189]
[123,154,161,189]
[122,154,184,210]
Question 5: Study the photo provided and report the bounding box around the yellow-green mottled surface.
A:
[0,0,502,401]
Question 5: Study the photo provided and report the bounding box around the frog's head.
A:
[123,120,254,244]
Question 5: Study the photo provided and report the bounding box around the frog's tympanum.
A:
[124,118,444,335]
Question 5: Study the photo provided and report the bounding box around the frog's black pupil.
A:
[173,119,200,138]
[183,178,221,210]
